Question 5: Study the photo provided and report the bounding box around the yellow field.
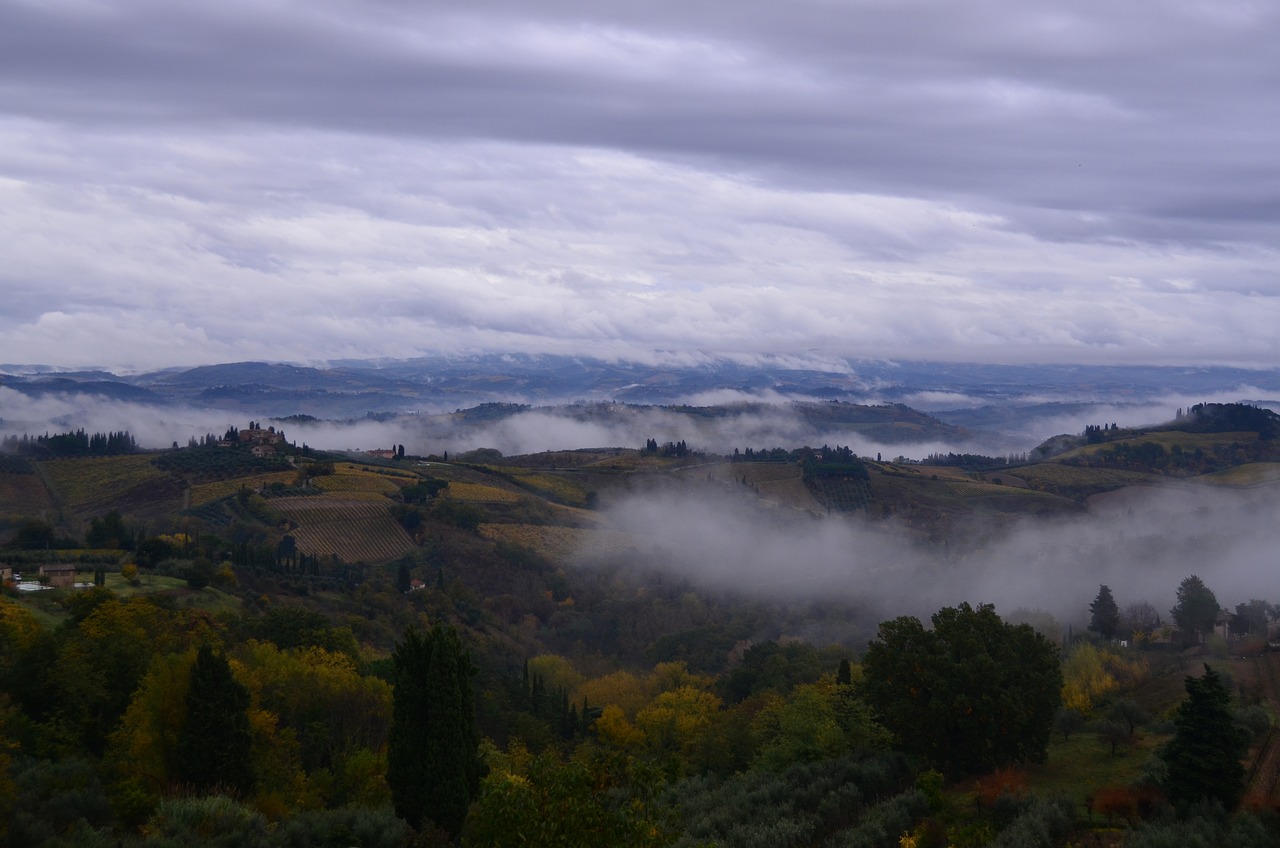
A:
[915,466,978,481]
[189,472,298,506]
[445,482,522,503]
[480,523,639,562]
[40,455,168,512]
[510,472,587,505]
[312,464,405,495]
[1192,462,1280,487]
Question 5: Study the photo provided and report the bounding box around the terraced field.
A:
[270,496,416,563]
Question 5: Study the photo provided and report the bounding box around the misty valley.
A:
[4,391,1280,847]
[7,0,1280,842]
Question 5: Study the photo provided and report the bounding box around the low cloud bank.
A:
[591,479,1280,630]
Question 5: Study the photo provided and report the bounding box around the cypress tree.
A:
[177,644,255,796]
[1088,585,1120,640]
[1159,664,1247,811]
[386,624,482,838]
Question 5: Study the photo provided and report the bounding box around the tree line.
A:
[2,429,138,458]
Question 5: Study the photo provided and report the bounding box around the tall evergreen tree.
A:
[1171,575,1220,643]
[386,624,482,838]
[1159,665,1247,811]
[177,644,255,796]
[1088,585,1120,640]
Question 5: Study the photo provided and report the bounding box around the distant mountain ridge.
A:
[3,356,1280,441]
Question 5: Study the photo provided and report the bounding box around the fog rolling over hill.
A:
[5,356,1280,461]
[598,475,1280,628]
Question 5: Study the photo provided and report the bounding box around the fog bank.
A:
[592,479,1280,629]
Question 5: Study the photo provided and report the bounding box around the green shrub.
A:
[7,757,112,848]
[986,796,1075,848]
[826,790,928,848]
[272,806,410,848]
[143,795,270,848]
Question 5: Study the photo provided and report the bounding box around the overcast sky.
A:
[2,0,1278,372]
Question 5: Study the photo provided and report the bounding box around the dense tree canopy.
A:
[177,644,255,797]
[860,602,1062,774]
[1171,575,1219,642]
[1159,665,1248,811]
[386,624,482,838]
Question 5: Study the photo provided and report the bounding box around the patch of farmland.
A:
[190,472,299,507]
[759,477,826,513]
[733,462,803,484]
[41,455,177,514]
[803,475,872,513]
[0,472,54,516]
[1014,463,1161,497]
[510,472,588,506]
[1059,430,1257,460]
[313,464,404,495]
[446,482,522,503]
[1191,462,1280,487]
[915,466,978,482]
[271,496,416,564]
[480,523,639,562]
[947,481,1025,497]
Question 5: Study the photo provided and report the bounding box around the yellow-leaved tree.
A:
[1061,643,1118,714]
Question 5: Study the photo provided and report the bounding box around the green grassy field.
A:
[9,572,240,625]
[1024,728,1168,806]
[1014,464,1162,496]
[1191,462,1280,487]
[1059,431,1258,461]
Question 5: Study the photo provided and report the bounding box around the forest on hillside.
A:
[4,408,1280,846]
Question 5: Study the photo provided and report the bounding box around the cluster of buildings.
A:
[2,563,81,590]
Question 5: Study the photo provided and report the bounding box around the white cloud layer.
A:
[1,1,1278,369]
[598,478,1280,628]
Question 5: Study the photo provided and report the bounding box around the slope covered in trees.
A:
[3,408,1280,844]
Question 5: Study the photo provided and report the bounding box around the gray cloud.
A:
[1,0,1277,369]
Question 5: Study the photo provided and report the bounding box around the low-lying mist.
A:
[2,390,996,461]
[591,478,1280,632]
[12,380,1279,465]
